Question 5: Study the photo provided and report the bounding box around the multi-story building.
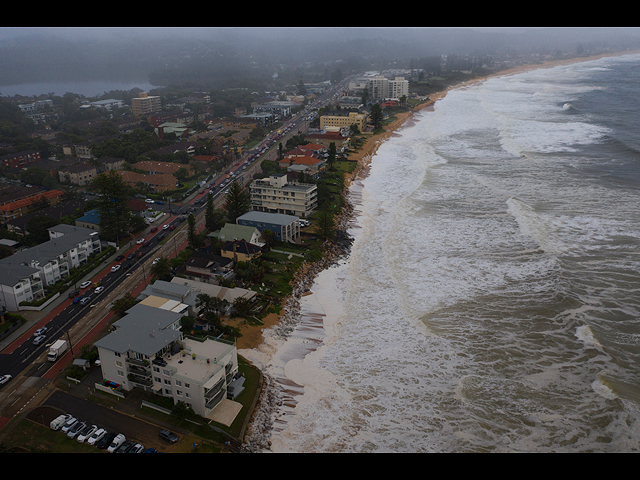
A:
[0,264,44,312]
[320,111,368,132]
[0,225,101,310]
[367,76,410,101]
[58,163,98,186]
[0,189,65,223]
[0,150,42,169]
[94,300,241,420]
[250,174,318,218]
[237,211,301,243]
[132,92,162,118]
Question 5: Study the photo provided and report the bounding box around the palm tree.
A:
[151,257,171,281]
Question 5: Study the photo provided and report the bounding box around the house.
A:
[94,301,241,420]
[171,278,257,311]
[220,239,263,263]
[306,131,351,152]
[211,223,263,246]
[278,156,326,178]
[237,211,301,243]
[75,209,101,232]
[176,252,234,285]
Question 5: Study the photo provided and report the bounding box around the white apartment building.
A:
[0,264,44,312]
[250,174,318,219]
[0,225,100,311]
[94,302,241,419]
[0,225,101,289]
[367,76,410,101]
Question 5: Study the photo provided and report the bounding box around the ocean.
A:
[241,54,640,453]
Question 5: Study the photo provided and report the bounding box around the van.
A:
[50,414,71,431]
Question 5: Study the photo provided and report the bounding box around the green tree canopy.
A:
[92,170,132,243]
[223,179,251,224]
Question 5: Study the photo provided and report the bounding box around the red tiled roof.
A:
[0,190,64,213]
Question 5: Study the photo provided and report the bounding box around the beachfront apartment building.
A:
[250,174,318,219]
[132,92,162,118]
[94,300,242,420]
[367,76,410,101]
[320,111,368,132]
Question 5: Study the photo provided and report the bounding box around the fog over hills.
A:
[2,27,640,89]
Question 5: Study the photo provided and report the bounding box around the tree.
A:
[205,193,224,232]
[370,104,384,130]
[111,293,136,317]
[151,257,171,281]
[315,205,336,241]
[327,142,337,170]
[92,170,132,243]
[223,179,251,224]
[187,214,198,250]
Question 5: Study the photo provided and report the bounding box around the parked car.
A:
[33,335,46,346]
[136,238,145,245]
[50,414,72,431]
[107,434,126,453]
[77,424,98,443]
[67,421,86,439]
[150,227,158,233]
[115,255,125,262]
[128,443,145,453]
[96,432,117,450]
[87,428,107,446]
[0,375,13,385]
[60,417,78,434]
[159,429,179,444]
[80,281,92,289]
[115,440,136,453]
[152,258,161,266]
[68,290,81,299]
[145,199,155,204]
[111,264,121,273]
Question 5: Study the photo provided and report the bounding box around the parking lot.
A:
[36,388,183,453]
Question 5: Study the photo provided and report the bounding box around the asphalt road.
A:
[0,76,351,431]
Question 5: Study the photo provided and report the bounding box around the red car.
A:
[150,227,159,233]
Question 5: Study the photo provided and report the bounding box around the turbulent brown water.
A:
[243,54,640,453]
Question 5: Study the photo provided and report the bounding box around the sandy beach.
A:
[235,49,640,354]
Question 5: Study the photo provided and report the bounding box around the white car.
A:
[0,375,12,385]
[152,258,161,266]
[145,199,155,204]
[136,238,145,245]
[94,286,105,295]
[34,327,48,337]
[111,264,121,273]
[67,421,86,439]
[87,428,107,446]
[163,224,170,230]
[77,424,98,443]
[107,433,126,453]
[80,281,92,289]
[33,335,46,346]
[50,414,72,431]
[60,417,78,433]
